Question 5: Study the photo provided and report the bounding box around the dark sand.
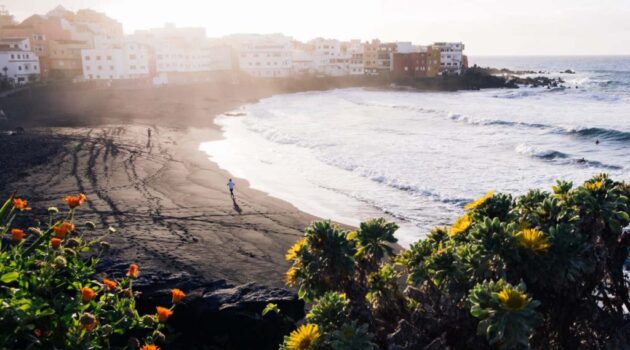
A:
[0,79,371,287]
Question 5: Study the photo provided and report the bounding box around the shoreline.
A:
[200,102,420,246]
[0,82,353,288]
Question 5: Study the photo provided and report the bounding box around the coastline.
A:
[200,104,421,246]
[0,81,358,288]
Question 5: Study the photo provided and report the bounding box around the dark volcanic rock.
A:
[134,275,304,350]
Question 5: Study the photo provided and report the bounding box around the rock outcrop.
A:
[134,274,304,350]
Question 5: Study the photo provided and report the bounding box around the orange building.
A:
[392,52,429,79]
[426,46,441,77]
[49,39,90,80]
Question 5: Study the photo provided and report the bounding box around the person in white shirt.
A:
[227,179,235,197]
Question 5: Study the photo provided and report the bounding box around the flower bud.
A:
[108,226,117,234]
[28,227,43,237]
[153,330,166,344]
[85,221,96,231]
[100,324,113,336]
[48,207,59,214]
[141,314,156,327]
[127,337,140,350]
[99,241,111,251]
[80,313,96,326]
[63,248,78,257]
[53,256,67,268]
[66,238,81,248]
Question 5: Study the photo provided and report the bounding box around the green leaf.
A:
[262,303,280,316]
[1,271,19,284]
[0,197,12,224]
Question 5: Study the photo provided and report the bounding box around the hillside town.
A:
[0,5,467,86]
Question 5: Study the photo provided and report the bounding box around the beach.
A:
[0,79,368,288]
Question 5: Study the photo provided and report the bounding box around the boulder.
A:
[134,274,304,350]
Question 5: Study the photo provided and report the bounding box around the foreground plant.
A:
[282,174,630,349]
[0,194,186,349]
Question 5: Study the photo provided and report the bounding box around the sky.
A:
[4,0,630,56]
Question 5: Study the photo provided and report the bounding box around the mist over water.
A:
[201,57,630,246]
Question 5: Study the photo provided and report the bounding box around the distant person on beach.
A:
[227,179,235,197]
[147,128,152,138]
[595,139,600,145]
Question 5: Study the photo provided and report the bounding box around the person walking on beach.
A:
[227,179,235,198]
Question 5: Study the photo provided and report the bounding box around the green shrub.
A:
[282,174,630,349]
[0,194,185,350]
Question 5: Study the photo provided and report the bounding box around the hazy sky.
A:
[4,0,630,55]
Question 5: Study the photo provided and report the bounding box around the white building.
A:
[128,24,234,85]
[344,40,364,75]
[395,42,415,54]
[291,45,315,76]
[306,38,364,76]
[432,42,465,75]
[81,41,149,80]
[237,34,292,78]
[0,38,40,84]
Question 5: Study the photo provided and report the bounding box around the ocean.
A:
[200,56,630,246]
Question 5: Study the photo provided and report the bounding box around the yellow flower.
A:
[465,190,495,210]
[585,180,604,191]
[285,267,299,287]
[516,229,550,254]
[285,324,320,350]
[449,214,472,237]
[285,239,306,261]
[497,287,529,311]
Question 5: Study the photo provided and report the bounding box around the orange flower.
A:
[53,222,75,239]
[65,193,87,208]
[11,228,25,242]
[156,306,173,322]
[12,198,31,211]
[127,263,139,278]
[50,237,62,249]
[141,345,160,350]
[103,278,117,290]
[171,288,186,304]
[81,287,97,302]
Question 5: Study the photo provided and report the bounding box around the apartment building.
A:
[392,52,429,79]
[291,41,315,75]
[363,39,396,76]
[343,40,364,75]
[237,34,293,78]
[0,38,40,84]
[431,42,465,75]
[81,42,149,80]
[427,46,441,77]
[49,39,89,79]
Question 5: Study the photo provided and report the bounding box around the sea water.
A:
[200,56,630,246]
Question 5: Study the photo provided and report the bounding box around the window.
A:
[10,54,14,59]
[17,54,21,59]
[110,66,114,70]
[96,56,101,60]
[98,66,102,70]
[107,56,112,60]
[34,65,37,70]
[129,55,136,59]
[18,66,22,70]
[85,56,91,60]
[88,74,93,79]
